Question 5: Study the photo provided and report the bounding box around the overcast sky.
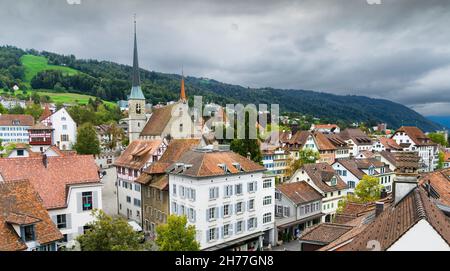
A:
[1,0,449,116]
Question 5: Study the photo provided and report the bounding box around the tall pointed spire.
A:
[180,66,187,103]
[132,15,140,87]
[129,14,145,100]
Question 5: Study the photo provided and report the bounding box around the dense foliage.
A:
[74,123,101,155]
[155,215,200,251]
[0,45,443,131]
[77,210,150,251]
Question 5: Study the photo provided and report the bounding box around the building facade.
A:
[0,114,34,145]
[168,149,275,250]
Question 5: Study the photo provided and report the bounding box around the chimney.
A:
[42,154,48,168]
[393,152,420,205]
[375,202,384,217]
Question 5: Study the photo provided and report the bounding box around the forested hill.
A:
[0,45,443,132]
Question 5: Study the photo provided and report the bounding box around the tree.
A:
[105,122,125,150]
[437,151,445,169]
[77,209,149,251]
[337,175,383,214]
[354,175,383,203]
[155,215,200,251]
[230,138,262,163]
[285,148,320,177]
[428,132,448,147]
[0,103,7,114]
[74,123,100,155]
[24,103,44,121]
[8,105,25,114]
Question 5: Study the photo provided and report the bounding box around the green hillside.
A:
[21,54,80,83]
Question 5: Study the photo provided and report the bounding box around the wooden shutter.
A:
[66,214,72,229]
[92,191,99,209]
[76,192,82,213]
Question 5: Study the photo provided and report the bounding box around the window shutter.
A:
[78,227,84,235]
[51,215,57,225]
[193,210,196,223]
[221,226,224,238]
[206,230,210,242]
[20,226,25,241]
[215,227,219,240]
[255,181,258,192]
[255,218,258,228]
[229,205,233,216]
[242,202,245,212]
[93,191,99,209]
[220,206,224,218]
[77,193,82,213]
[66,214,72,229]
[215,207,219,219]
[206,209,209,221]
[229,224,233,235]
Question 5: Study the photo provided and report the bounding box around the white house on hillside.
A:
[39,107,77,150]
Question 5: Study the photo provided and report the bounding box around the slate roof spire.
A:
[129,14,146,100]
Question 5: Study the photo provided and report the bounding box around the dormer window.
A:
[218,163,229,174]
[368,166,375,176]
[330,176,337,186]
[12,120,20,126]
[232,162,242,172]
[21,225,36,242]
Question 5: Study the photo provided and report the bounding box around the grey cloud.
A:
[1,0,450,115]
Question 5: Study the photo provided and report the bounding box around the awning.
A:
[202,232,264,251]
[277,213,325,229]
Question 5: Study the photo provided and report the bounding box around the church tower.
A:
[128,17,147,143]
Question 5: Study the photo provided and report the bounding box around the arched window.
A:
[136,103,142,114]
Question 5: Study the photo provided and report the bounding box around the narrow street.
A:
[101,167,118,216]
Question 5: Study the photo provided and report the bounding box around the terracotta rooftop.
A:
[28,123,53,130]
[168,149,265,178]
[339,128,372,145]
[0,114,34,126]
[346,187,450,251]
[38,105,52,122]
[299,223,353,245]
[394,126,435,146]
[336,158,389,180]
[379,137,402,150]
[419,169,450,207]
[312,132,336,151]
[300,163,348,193]
[0,155,100,210]
[136,139,200,185]
[140,104,176,137]
[114,139,163,170]
[277,181,323,205]
[0,180,63,251]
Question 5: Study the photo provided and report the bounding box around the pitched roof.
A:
[28,123,54,130]
[114,139,163,170]
[394,126,435,146]
[313,124,339,130]
[419,169,450,207]
[140,104,176,137]
[347,188,450,250]
[0,180,63,251]
[0,155,100,209]
[299,223,353,245]
[336,158,389,179]
[325,133,349,148]
[277,181,323,205]
[144,139,200,175]
[379,150,396,166]
[300,163,348,193]
[379,137,402,150]
[0,114,34,126]
[168,149,265,178]
[38,105,52,122]
[339,129,372,145]
[313,132,336,151]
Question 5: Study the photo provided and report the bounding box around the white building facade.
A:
[41,108,77,150]
[168,150,275,251]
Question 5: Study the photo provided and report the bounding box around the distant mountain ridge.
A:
[427,116,450,130]
[0,45,443,132]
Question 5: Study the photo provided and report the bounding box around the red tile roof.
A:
[0,180,63,251]
[339,129,372,145]
[394,126,435,146]
[277,181,323,205]
[140,104,176,137]
[300,223,353,245]
[0,155,100,209]
[114,139,164,170]
[169,149,265,178]
[0,114,34,126]
[419,169,450,206]
[379,137,402,150]
[300,163,348,193]
[38,105,53,122]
